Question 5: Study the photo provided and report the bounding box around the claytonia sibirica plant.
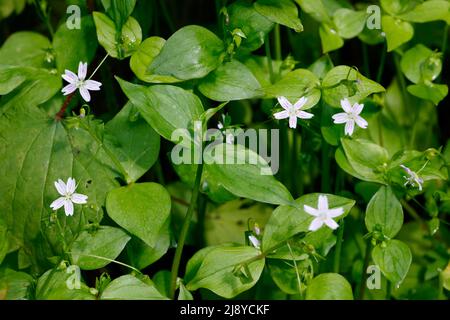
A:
[332,99,368,136]
[1,0,449,303]
[304,195,344,231]
[62,61,102,102]
[273,96,314,129]
[50,178,88,216]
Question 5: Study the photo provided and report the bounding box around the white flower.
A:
[248,235,261,249]
[304,195,344,231]
[400,165,424,191]
[273,96,314,129]
[50,178,88,216]
[62,62,102,102]
[217,122,234,144]
[332,98,368,136]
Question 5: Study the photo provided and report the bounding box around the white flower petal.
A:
[293,97,308,110]
[308,218,324,231]
[277,96,293,111]
[54,179,66,196]
[400,165,412,175]
[50,197,65,210]
[248,235,261,248]
[62,83,77,95]
[355,115,368,129]
[274,110,289,120]
[84,80,102,91]
[352,103,364,115]
[66,177,76,194]
[62,70,78,83]
[327,207,344,218]
[288,115,297,129]
[304,205,319,217]
[79,86,91,102]
[297,110,314,119]
[72,193,88,204]
[332,113,349,124]
[64,200,74,216]
[318,195,329,211]
[324,218,339,230]
[341,98,352,113]
[344,120,355,136]
[78,62,87,80]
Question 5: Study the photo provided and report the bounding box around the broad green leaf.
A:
[322,66,385,108]
[185,245,265,298]
[254,0,303,32]
[262,193,355,252]
[401,45,438,84]
[0,268,34,300]
[106,182,171,248]
[198,59,262,101]
[381,16,414,52]
[308,55,334,80]
[93,12,142,59]
[305,273,353,300]
[0,104,120,264]
[380,0,420,16]
[178,282,194,300]
[0,0,27,20]
[35,266,96,300]
[333,9,367,39]
[117,79,203,148]
[0,32,51,68]
[0,220,8,264]
[129,36,180,83]
[100,274,167,300]
[227,0,274,51]
[268,258,312,295]
[203,143,293,206]
[407,83,448,105]
[264,69,321,109]
[104,102,160,183]
[398,0,450,24]
[148,25,225,80]
[319,24,344,53]
[52,16,98,73]
[365,186,404,239]
[295,0,331,23]
[339,138,389,183]
[70,226,131,270]
[101,0,137,30]
[372,239,412,287]
[0,66,29,95]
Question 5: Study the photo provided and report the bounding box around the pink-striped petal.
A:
[340,98,352,113]
[277,96,293,111]
[79,87,91,102]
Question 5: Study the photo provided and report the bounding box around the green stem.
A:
[158,0,176,33]
[68,252,142,274]
[274,24,282,63]
[88,53,109,80]
[320,105,331,193]
[386,280,392,300]
[55,214,68,253]
[362,43,371,78]
[169,162,204,299]
[438,24,449,82]
[376,42,387,84]
[358,241,372,300]
[264,35,275,84]
[333,220,345,273]
[154,159,166,185]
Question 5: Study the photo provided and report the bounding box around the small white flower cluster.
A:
[400,165,424,191]
[273,96,368,136]
[62,61,102,102]
[50,177,88,216]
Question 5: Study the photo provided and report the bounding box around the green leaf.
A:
[372,239,412,287]
[52,16,98,73]
[227,0,274,51]
[93,12,142,59]
[380,0,420,16]
[333,9,367,39]
[268,258,312,294]
[204,143,293,206]
[322,66,385,108]
[185,244,265,298]
[70,226,131,270]
[407,83,448,105]
[0,268,34,300]
[319,23,344,53]
[198,59,262,101]
[129,36,180,83]
[101,0,137,31]
[104,102,160,183]
[295,0,331,23]
[401,44,438,84]
[398,0,450,24]
[100,274,167,300]
[117,79,204,147]
[264,69,321,109]
[254,0,303,32]
[262,193,355,252]
[339,138,389,183]
[305,273,353,300]
[365,186,404,239]
[0,220,8,264]
[148,25,225,80]
[106,182,171,248]
[382,16,414,52]
[36,266,96,300]
[0,32,51,68]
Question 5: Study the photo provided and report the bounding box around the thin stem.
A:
[34,0,54,38]
[321,104,331,193]
[400,199,422,223]
[274,24,282,63]
[55,214,68,253]
[362,43,371,78]
[438,24,449,82]
[358,241,372,300]
[170,162,204,299]
[159,0,176,33]
[287,242,303,296]
[56,93,75,120]
[385,280,392,300]
[333,220,345,273]
[88,53,109,80]
[264,35,275,84]
[68,252,142,274]
[154,159,166,185]
[376,42,387,84]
